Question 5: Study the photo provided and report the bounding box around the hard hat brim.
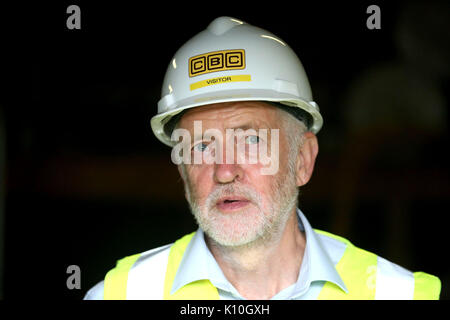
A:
[151,88,323,147]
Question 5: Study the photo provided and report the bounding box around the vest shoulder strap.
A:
[103,243,172,300]
[163,232,220,299]
[413,271,441,300]
[315,229,441,300]
[315,229,378,299]
[104,253,141,300]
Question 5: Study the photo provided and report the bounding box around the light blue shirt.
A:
[170,208,348,299]
[84,208,348,300]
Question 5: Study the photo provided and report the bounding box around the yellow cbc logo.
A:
[189,49,246,77]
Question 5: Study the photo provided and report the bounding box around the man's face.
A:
[177,101,300,247]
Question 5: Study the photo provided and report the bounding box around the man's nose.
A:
[213,139,244,184]
[213,163,244,184]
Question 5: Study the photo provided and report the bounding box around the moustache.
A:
[205,184,262,210]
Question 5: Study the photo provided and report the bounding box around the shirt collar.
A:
[171,208,348,297]
[171,228,235,295]
[292,208,348,296]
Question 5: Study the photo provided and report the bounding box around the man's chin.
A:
[202,211,267,247]
[206,230,259,247]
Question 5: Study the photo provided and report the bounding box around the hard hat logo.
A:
[189,49,246,77]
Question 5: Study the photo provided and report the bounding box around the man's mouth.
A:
[216,196,251,212]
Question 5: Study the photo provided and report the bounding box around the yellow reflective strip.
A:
[413,272,441,300]
[104,253,141,300]
[190,74,251,91]
[163,232,219,300]
[316,230,377,300]
[163,232,195,299]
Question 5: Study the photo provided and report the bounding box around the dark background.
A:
[2,0,449,299]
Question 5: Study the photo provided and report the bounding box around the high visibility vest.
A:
[103,230,441,300]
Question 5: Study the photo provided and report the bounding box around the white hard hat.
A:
[151,16,323,147]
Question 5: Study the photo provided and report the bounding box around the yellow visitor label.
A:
[189,75,251,91]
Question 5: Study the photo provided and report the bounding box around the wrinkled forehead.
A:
[177,101,283,131]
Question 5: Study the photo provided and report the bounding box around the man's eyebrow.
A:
[228,124,255,131]
[191,122,266,141]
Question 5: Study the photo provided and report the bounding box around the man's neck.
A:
[205,211,306,299]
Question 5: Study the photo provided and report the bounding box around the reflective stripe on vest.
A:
[104,253,141,300]
[163,233,219,299]
[315,229,377,299]
[104,230,441,300]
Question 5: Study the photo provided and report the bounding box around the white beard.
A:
[185,169,299,248]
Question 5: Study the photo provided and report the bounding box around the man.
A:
[84,17,440,300]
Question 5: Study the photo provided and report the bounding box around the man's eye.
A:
[245,135,260,145]
[193,142,209,152]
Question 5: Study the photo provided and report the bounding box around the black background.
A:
[2,0,449,300]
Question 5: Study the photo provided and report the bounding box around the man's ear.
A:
[295,132,319,187]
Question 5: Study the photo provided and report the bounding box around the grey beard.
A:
[185,170,299,249]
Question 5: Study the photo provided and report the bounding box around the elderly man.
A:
[84,17,440,300]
